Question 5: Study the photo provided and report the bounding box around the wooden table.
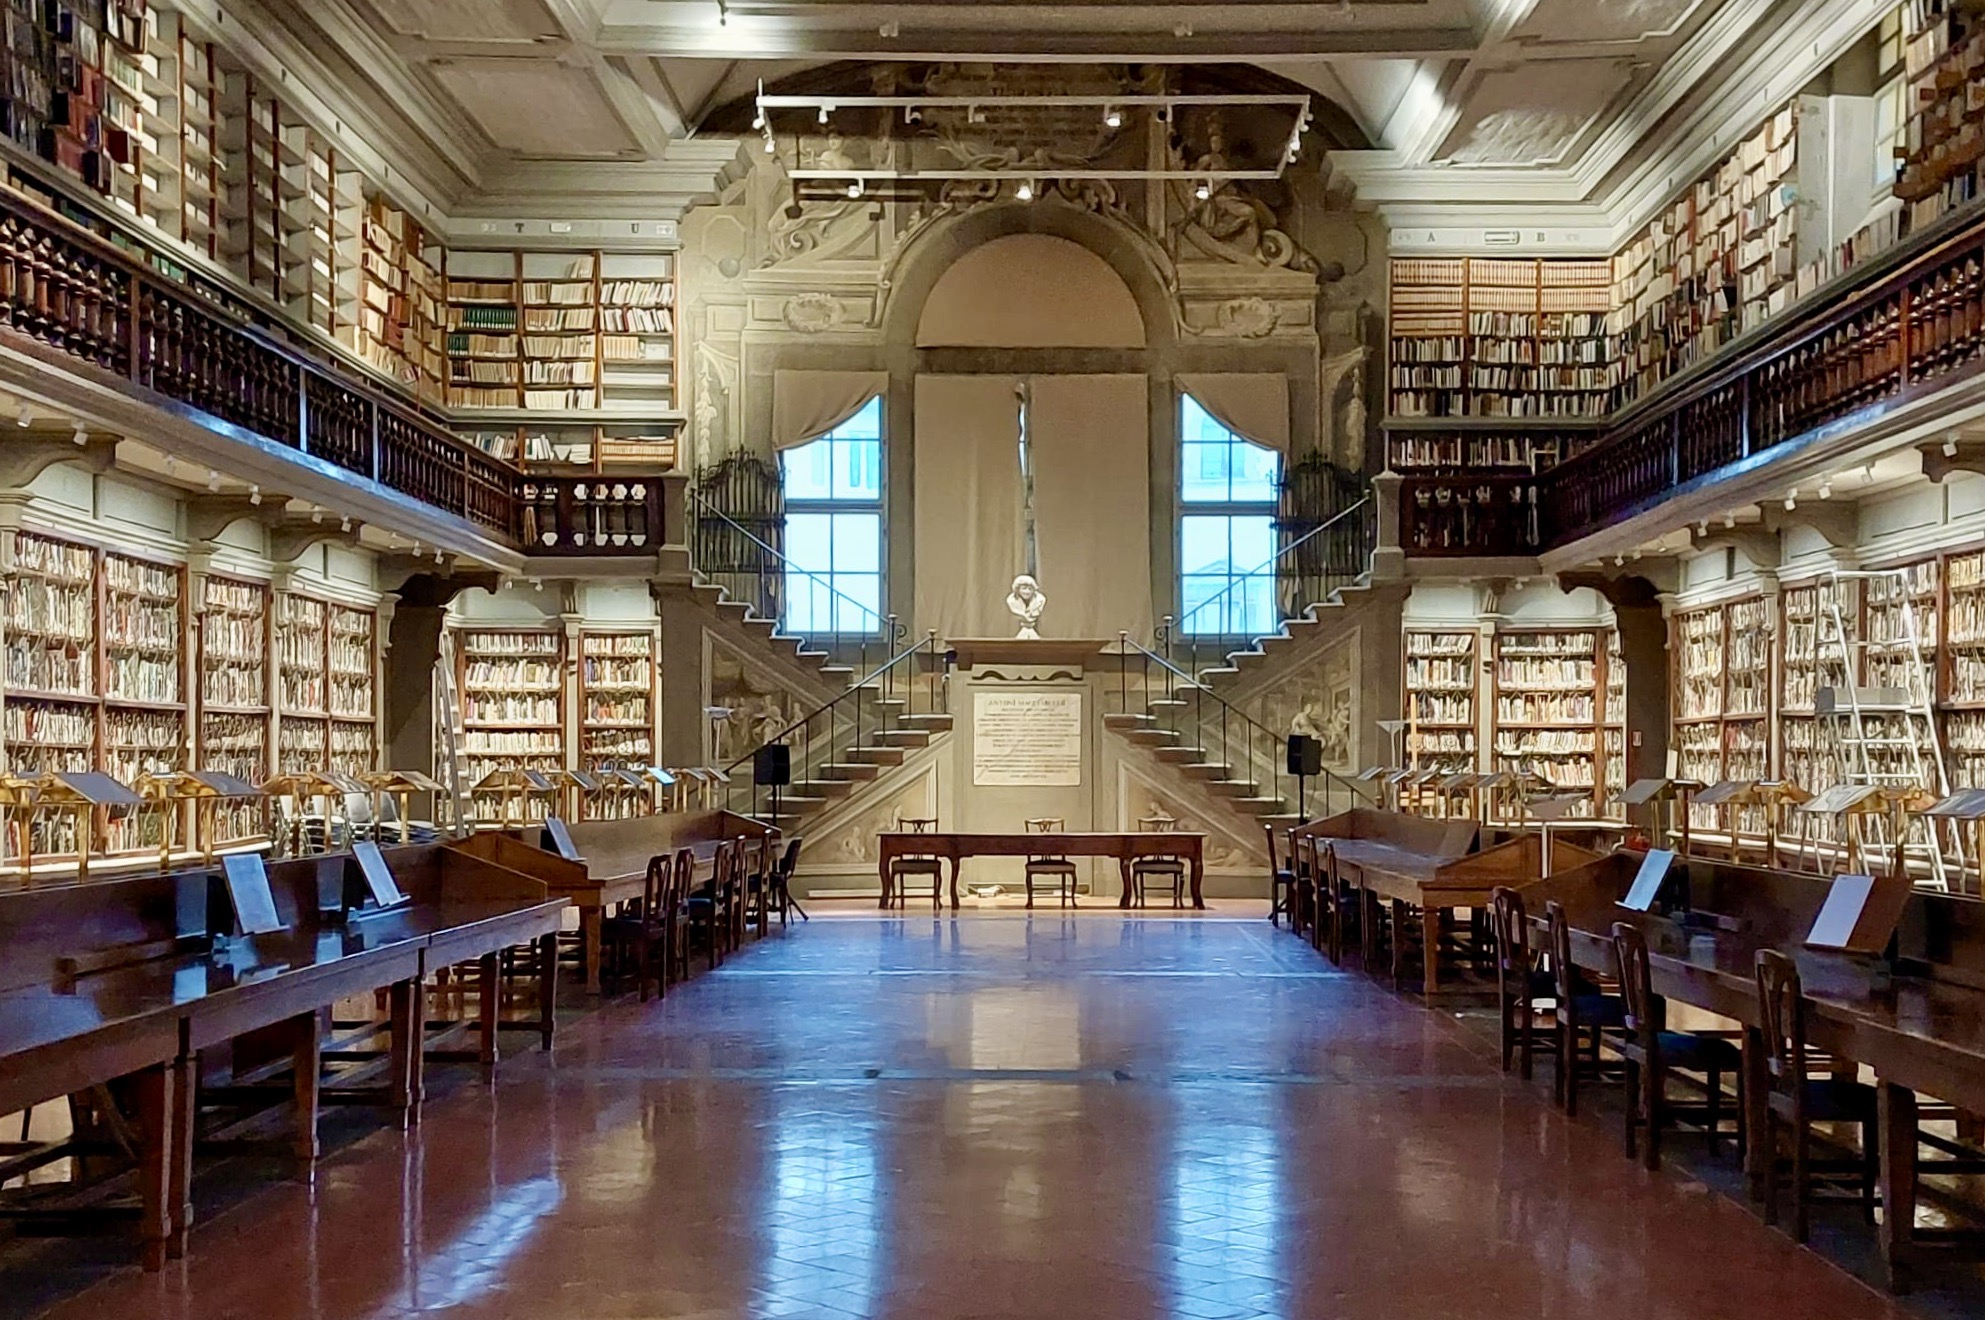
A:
[475,810,773,993]
[1296,809,1604,999]
[875,832,1205,910]
[0,839,565,1270]
[1524,852,1985,1286]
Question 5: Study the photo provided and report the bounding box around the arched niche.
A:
[914,233,1146,348]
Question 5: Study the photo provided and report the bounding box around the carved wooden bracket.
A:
[1919,439,1985,484]
[1760,501,1855,550]
[377,564,502,606]
[0,432,116,489]
[1689,525,1780,568]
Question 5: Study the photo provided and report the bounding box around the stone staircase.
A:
[1171,574,1383,697]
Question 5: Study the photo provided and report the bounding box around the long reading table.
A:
[875,831,1206,910]
[1524,851,1985,1285]
[0,839,564,1269]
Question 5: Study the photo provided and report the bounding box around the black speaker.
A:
[753,743,791,788]
[1286,735,1322,777]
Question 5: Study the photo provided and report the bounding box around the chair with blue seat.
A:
[1490,886,1556,1080]
[1755,949,1881,1242]
[1611,921,1744,1168]
[1546,899,1626,1116]
[1265,824,1296,929]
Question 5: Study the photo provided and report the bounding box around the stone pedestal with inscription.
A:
[948,639,1114,894]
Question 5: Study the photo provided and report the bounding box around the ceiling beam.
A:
[589,23,1479,62]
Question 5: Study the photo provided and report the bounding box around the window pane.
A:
[834,439,882,501]
[780,441,834,501]
[1232,442,1281,503]
[1179,516,1230,578]
[785,513,834,575]
[1228,515,1276,570]
[834,396,882,441]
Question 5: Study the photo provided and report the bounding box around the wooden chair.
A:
[599,850,677,1001]
[770,836,805,924]
[727,837,753,947]
[686,845,732,970]
[665,846,696,984]
[1293,832,1320,946]
[1489,886,1554,1079]
[1546,899,1625,1116]
[1130,815,1187,908]
[1755,949,1880,1242]
[743,831,779,936]
[1024,819,1079,909]
[1265,824,1295,928]
[1612,922,1742,1168]
[890,813,944,910]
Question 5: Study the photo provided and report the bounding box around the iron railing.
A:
[1166,495,1374,679]
[689,491,901,675]
[723,630,950,822]
[1113,633,1366,824]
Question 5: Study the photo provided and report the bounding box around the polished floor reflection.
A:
[37,915,1908,1320]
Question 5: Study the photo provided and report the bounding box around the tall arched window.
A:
[1178,395,1282,637]
[779,397,883,634]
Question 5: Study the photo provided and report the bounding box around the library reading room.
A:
[12,0,1985,1317]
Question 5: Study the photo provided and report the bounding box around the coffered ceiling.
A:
[247,0,1867,229]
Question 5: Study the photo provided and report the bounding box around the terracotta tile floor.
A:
[37,914,1911,1320]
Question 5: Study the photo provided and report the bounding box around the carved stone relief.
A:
[1251,631,1360,773]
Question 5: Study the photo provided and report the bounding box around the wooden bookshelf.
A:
[269,591,377,777]
[1894,3,1984,232]
[3,532,96,864]
[197,572,267,847]
[458,628,564,823]
[351,197,445,405]
[100,550,184,855]
[579,629,655,820]
[1402,630,1477,773]
[1387,257,1613,420]
[327,602,376,776]
[1603,629,1625,814]
[1491,628,1601,808]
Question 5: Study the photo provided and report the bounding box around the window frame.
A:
[1176,395,1283,640]
[777,398,886,637]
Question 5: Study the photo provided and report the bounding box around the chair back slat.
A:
[1610,921,1654,1035]
[671,847,696,909]
[1546,900,1575,1001]
[1754,948,1805,1087]
[1490,887,1529,977]
[1264,824,1282,872]
[642,853,671,932]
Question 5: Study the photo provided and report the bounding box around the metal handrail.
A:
[690,490,890,634]
[1116,631,1368,820]
[1174,495,1374,638]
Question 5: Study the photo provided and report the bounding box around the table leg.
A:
[478,952,501,1069]
[1119,857,1133,908]
[878,853,892,909]
[1191,853,1205,909]
[292,1011,322,1172]
[389,977,419,1125]
[167,1041,193,1259]
[1743,1027,1769,1200]
[948,858,961,911]
[1422,904,1443,999]
[581,907,603,996]
[538,932,559,1051]
[1879,1080,1919,1290]
[136,1063,171,1272]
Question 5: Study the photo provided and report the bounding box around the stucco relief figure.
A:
[1290,701,1324,741]
[1174,116,1316,273]
[1007,575,1047,639]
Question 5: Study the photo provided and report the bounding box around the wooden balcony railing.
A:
[1395,205,1985,557]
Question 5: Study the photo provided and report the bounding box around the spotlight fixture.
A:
[434,549,444,565]
[311,508,324,524]
[751,110,764,130]
[1103,105,1122,129]
[818,105,830,124]
[1195,179,1212,201]
[531,577,544,592]
[1783,488,1798,512]
[1614,555,1626,567]
[248,484,261,506]
[1945,434,1961,457]
[1632,549,1643,561]
[14,406,28,427]
[206,468,221,492]
[1697,520,1708,537]
[1819,477,1833,500]
[1723,512,1737,529]
[1861,461,1877,485]
[763,134,776,155]
[716,0,726,24]
[340,516,352,532]
[1015,179,1034,201]
[878,19,898,37]
[70,422,85,446]
[1173,20,1193,37]
[846,179,863,199]
[410,540,421,557]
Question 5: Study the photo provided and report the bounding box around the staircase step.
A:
[1152,746,1208,763]
[1232,797,1286,812]
[820,762,882,781]
[1103,713,1155,730]
[1203,779,1261,797]
[791,780,856,798]
[1197,667,1241,682]
[903,714,954,731]
[847,746,906,766]
[819,666,855,681]
[876,729,932,747]
[1149,697,1190,711]
[1127,729,1182,746]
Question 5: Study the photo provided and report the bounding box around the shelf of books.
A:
[1387,258,1614,420]
[1491,629,1601,809]
[198,573,268,846]
[349,197,445,405]
[447,248,679,417]
[1402,630,1477,773]
[579,630,655,820]
[1946,550,1985,788]
[1669,598,1773,833]
[269,591,379,778]
[101,551,184,855]
[3,533,98,865]
[1894,2,1984,233]
[458,628,564,823]
[1603,630,1626,810]
[327,603,376,777]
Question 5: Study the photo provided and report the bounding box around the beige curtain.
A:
[1032,375,1152,641]
[771,370,888,450]
[1175,373,1289,452]
[913,375,1024,639]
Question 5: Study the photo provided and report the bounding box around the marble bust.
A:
[1006,575,1047,640]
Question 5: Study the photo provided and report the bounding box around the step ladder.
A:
[1813,569,1953,888]
[433,629,469,838]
